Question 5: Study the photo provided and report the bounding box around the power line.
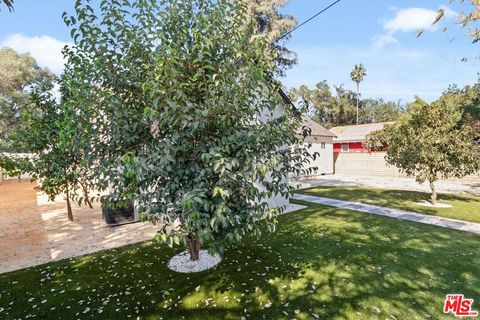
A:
[274,0,342,43]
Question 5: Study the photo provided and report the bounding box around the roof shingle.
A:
[330,122,394,142]
[301,117,337,138]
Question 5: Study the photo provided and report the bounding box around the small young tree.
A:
[63,0,313,261]
[16,84,95,221]
[366,95,479,205]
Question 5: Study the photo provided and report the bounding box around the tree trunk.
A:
[85,198,93,209]
[356,83,360,125]
[187,235,201,261]
[83,186,93,209]
[66,184,74,221]
[429,181,437,205]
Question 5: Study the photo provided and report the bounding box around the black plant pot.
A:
[102,203,135,225]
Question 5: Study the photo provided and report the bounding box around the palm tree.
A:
[350,64,367,124]
[1,0,14,11]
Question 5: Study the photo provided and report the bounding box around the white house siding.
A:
[304,136,334,176]
[257,102,290,209]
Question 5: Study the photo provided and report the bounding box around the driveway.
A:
[292,174,480,195]
[0,181,160,274]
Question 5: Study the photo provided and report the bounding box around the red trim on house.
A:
[333,142,365,153]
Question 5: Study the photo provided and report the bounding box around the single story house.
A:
[330,122,393,153]
[261,90,336,209]
[329,122,404,177]
[279,90,336,176]
[300,117,336,176]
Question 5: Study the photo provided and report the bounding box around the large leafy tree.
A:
[366,95,479,205]
[350,64,367,125]
[360,98,403,124]
[289,82,357,127]
[63,0,312,260]
[434,1,480,42]
[289,81,333,124]
[243,0,297,71]
[331,85,360,126]
[0,48,55,152]
[445,82,480,142]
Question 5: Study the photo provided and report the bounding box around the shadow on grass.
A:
[1,204,479,319]
[292,177,365,189]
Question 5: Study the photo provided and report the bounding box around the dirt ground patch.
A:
[0,180,160,274]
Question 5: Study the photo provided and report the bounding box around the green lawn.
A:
[1,203,479,319]
[297,186,480,224]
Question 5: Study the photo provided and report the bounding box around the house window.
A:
[320,142,326,149]
[341,144,349,152]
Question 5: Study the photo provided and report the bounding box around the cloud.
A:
[1,33,71,74]
[372,34,399,50]
[373,6,458,49]
[384,8,439,33]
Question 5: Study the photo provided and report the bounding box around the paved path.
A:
[293,194,480,235]
[292,174,480,195]
[0,181,161,274]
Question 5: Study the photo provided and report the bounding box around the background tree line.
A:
[0,48,55,152]
[288,80,404,128]
[288,79,480,134]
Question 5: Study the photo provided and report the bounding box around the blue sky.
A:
[0,0,478,103]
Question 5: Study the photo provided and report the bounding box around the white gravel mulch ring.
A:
[417,201,453,208]
[167,250,222,273]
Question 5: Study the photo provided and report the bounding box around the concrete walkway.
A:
[0,181,161,274]
[293,194,480,235]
